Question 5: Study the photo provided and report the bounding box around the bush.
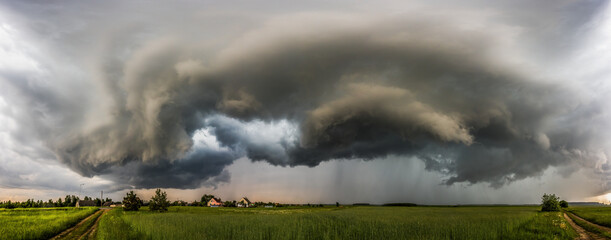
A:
[560,200,569,208]
[123,191,142,211]
[541,193,560,212]
[149,189,170,212]
[223,201,236,207]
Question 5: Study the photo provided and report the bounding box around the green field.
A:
[0,207,98,240]
[567,206,611,227]
[96,206,575,240]
[0,206,582,240]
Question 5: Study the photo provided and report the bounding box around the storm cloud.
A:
[1,0,610,194]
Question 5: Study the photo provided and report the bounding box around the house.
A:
[76,200,96,208]
[102,202,112,207]
[207,198,223,207]
[237,197,252,208]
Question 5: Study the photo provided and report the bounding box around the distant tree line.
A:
[165,193,291,208]
[0,195,112,209]
[119,191,343,212]
[383,203,418,207]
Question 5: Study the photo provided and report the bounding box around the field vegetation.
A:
[565,206,611,238]
[567,206,611,228]
[53,209,105,240]
[97,206,575,240]
[567,206,611,227]
[0,207,97,240]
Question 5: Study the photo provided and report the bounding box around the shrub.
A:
[123,191,142,211]
[149,189,170,212]
[541,193,560,212]
[560,200,569,208]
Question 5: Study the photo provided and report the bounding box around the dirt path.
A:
[563,212,608,240]
[51,208,109,240]
[81,209,109,239]
[568,212,611,233]
[564,213,594,240]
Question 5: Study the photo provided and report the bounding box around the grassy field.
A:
[0,207,98,240]
[567,205,611,227]
[97,206,575,240]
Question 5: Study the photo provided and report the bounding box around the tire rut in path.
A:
[563,212,608,240]
[51,209,109,240]
[568,212,611,233]
[81,209,109,240]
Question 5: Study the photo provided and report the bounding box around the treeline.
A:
[167,194,283,207]
[169,199,285,207]
[0,195,112,209]
[169,194,335,208]
[383,203,418,207]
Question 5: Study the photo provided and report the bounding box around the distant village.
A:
[0,193,330,209]
[2,194,611,209]
[4,190,609,209]
[79,195,276,208]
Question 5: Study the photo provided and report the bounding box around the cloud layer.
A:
[1,0,610,195]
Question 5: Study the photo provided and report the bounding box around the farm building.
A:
[237,197,252,208]
[76,200,96,208]
[207,197,223,207]
[102,201,112,207]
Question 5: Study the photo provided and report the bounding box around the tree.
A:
[541,193,561,212]
[201,194,215,206]
[70,195,79,207]
[560,200,569,208]
[149,189,170,212]
[64,195,71,207]
[123,191,142,211]
[336,202,340,207]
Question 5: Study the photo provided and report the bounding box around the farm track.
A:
[50,208,109,240]
[81,209,109,239]
[564,212,609,240]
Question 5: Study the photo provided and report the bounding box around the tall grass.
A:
[567,206,611,227]
[96,209,145,240]
[0,207,98,240]
[565,211,611,238]
[96,206,575,240]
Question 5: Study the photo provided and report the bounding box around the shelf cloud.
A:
[1,0,610,198]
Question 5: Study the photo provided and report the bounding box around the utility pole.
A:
[101,191,103,202]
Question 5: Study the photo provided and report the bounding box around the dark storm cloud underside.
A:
[89,25,605,188]
[1,1,609,191]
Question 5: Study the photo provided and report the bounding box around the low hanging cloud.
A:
[1,1,610,193]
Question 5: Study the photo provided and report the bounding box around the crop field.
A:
[96,206,576,240]
[0,207,97,240]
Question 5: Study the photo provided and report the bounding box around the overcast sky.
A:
[1,0,611,204]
